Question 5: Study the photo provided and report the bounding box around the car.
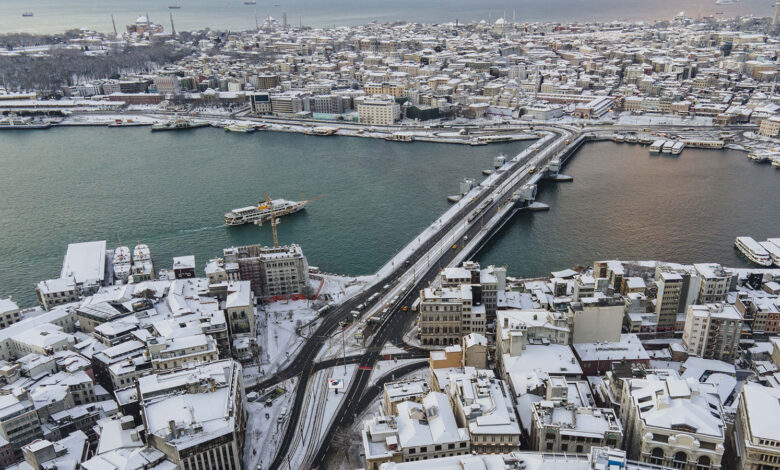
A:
[452,244,458,250]
[402,306,408,311]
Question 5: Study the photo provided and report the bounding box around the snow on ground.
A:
[244,378,296,470]
[368,358,428,387]
[312,273,370,305]
[315,319,366,362]
[286,363,358,470]
[380,342,406,355]
[258,299,320,378]
[61,113,159,125]
[616,112,714,127]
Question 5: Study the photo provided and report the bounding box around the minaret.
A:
[774,0,780,26]
[111,14,117,37]
[283,11,287,29]
[169,12,176,36]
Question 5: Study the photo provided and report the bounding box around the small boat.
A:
[22,11,33,17]
[168,5,181,9]
[243,1,256,4]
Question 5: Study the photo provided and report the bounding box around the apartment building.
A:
[567,295,625,344]
[147,334,219,371]
[694,264,732,304]
[682,304,743,362]
[357,95,401,125]
[496,309,569,358]
[530,376,623,454]
[447,371,522,453]
[621,376,725,469]
[139,360,246,470]
[224,244,309,299]
[0,298,22,330]
[0,393,43,457]
[362,392,470,470]
[733,383,780,470]
[655,270,684,333]
[418,285,480,346]
[223,281,255,336]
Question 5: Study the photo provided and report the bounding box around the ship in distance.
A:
[225,194,322,226]
[151,118,210,131]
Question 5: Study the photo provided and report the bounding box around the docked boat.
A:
[151,118,210,131]
[661,141,676,154]
[614,134,625,143]
[671,141,685,155]
[759,240,780,266]
[113,246,132,282]
[748,151,775,163]
[772,158,780,169]
[225,124,255,133]
[649,140,665,153]
[310,126,338,136]
[0,115,52,130]
[494,154,507,169]
[225,195,321,226]
[131,244,154,281]
[735,236,772,266]
[626,134,638,144]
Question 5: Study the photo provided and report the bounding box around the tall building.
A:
[774,0,780,26]
[693,264,732,304]
[224,244,309,299]
[682,303,743,361]
[654,270,683,333]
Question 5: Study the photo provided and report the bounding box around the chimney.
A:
[168,420,177,439]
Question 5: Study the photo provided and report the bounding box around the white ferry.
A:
[662,141,676,153]
[671,141,685,155]
[131,244,155,281]
[735,236,772,266]
[0,115,52,130]
[649,140,665,153]
[225,196,319,226]
[225,124,255,133]
[759,240,780,266]
[113,246,132,281]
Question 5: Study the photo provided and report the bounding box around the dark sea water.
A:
[0,127,529,306]
[476,141,780,276]
[0,0,771,35]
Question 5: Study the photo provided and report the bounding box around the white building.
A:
[357,94,401,125]
[682,303,743,362]
[620,375,725,469]
[734,383,780,470]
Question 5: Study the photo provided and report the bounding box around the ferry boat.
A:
[625,134,638,144]
[132,244,155,281]
[225,124,255,133]
[113,246,132,282]
[22,11,33,17]
[310,126,339,136]
[661,141,676,154]
[0,116,52,130]
[225,195,321,226]
[735,236,772,266]
[151,118,210,131]
[759,240,780,266]
[671,141,685,155]
[649,140,665,153]
[243,1,256,4]
[168,5,181,9]
[614,134,625,143]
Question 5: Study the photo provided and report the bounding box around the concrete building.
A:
[462,333,488,368]
[0,393,43,457]
[172,256,196,279]
[530,376,623,454]
[357,95,401,125]
[222,281,255,336]
[447,371,522,453]
[621,375,725,469]
[0,298,22,330]
[655,270,684,333]
[694,264,732,304]
[362,392,470,470]
[573,334,650,376]
[382,379,430,416]
[139,360,246,470]
[758,115,780,137]
[147,334,219,371]
[567,295,625,344]
[682,304,743,362]
[224,244,309,299]
[249,92,272,114]
[419,285,480,346]
[733,383,780,470]
[496,309,569,358]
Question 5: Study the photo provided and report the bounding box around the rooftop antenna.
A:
[111,14,118,37]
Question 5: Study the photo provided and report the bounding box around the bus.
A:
[411,298,421,312]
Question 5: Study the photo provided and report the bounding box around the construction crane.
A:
[252,193,324,247]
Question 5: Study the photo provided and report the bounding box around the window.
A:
[672,451,688,469]
[650,448,665,466]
